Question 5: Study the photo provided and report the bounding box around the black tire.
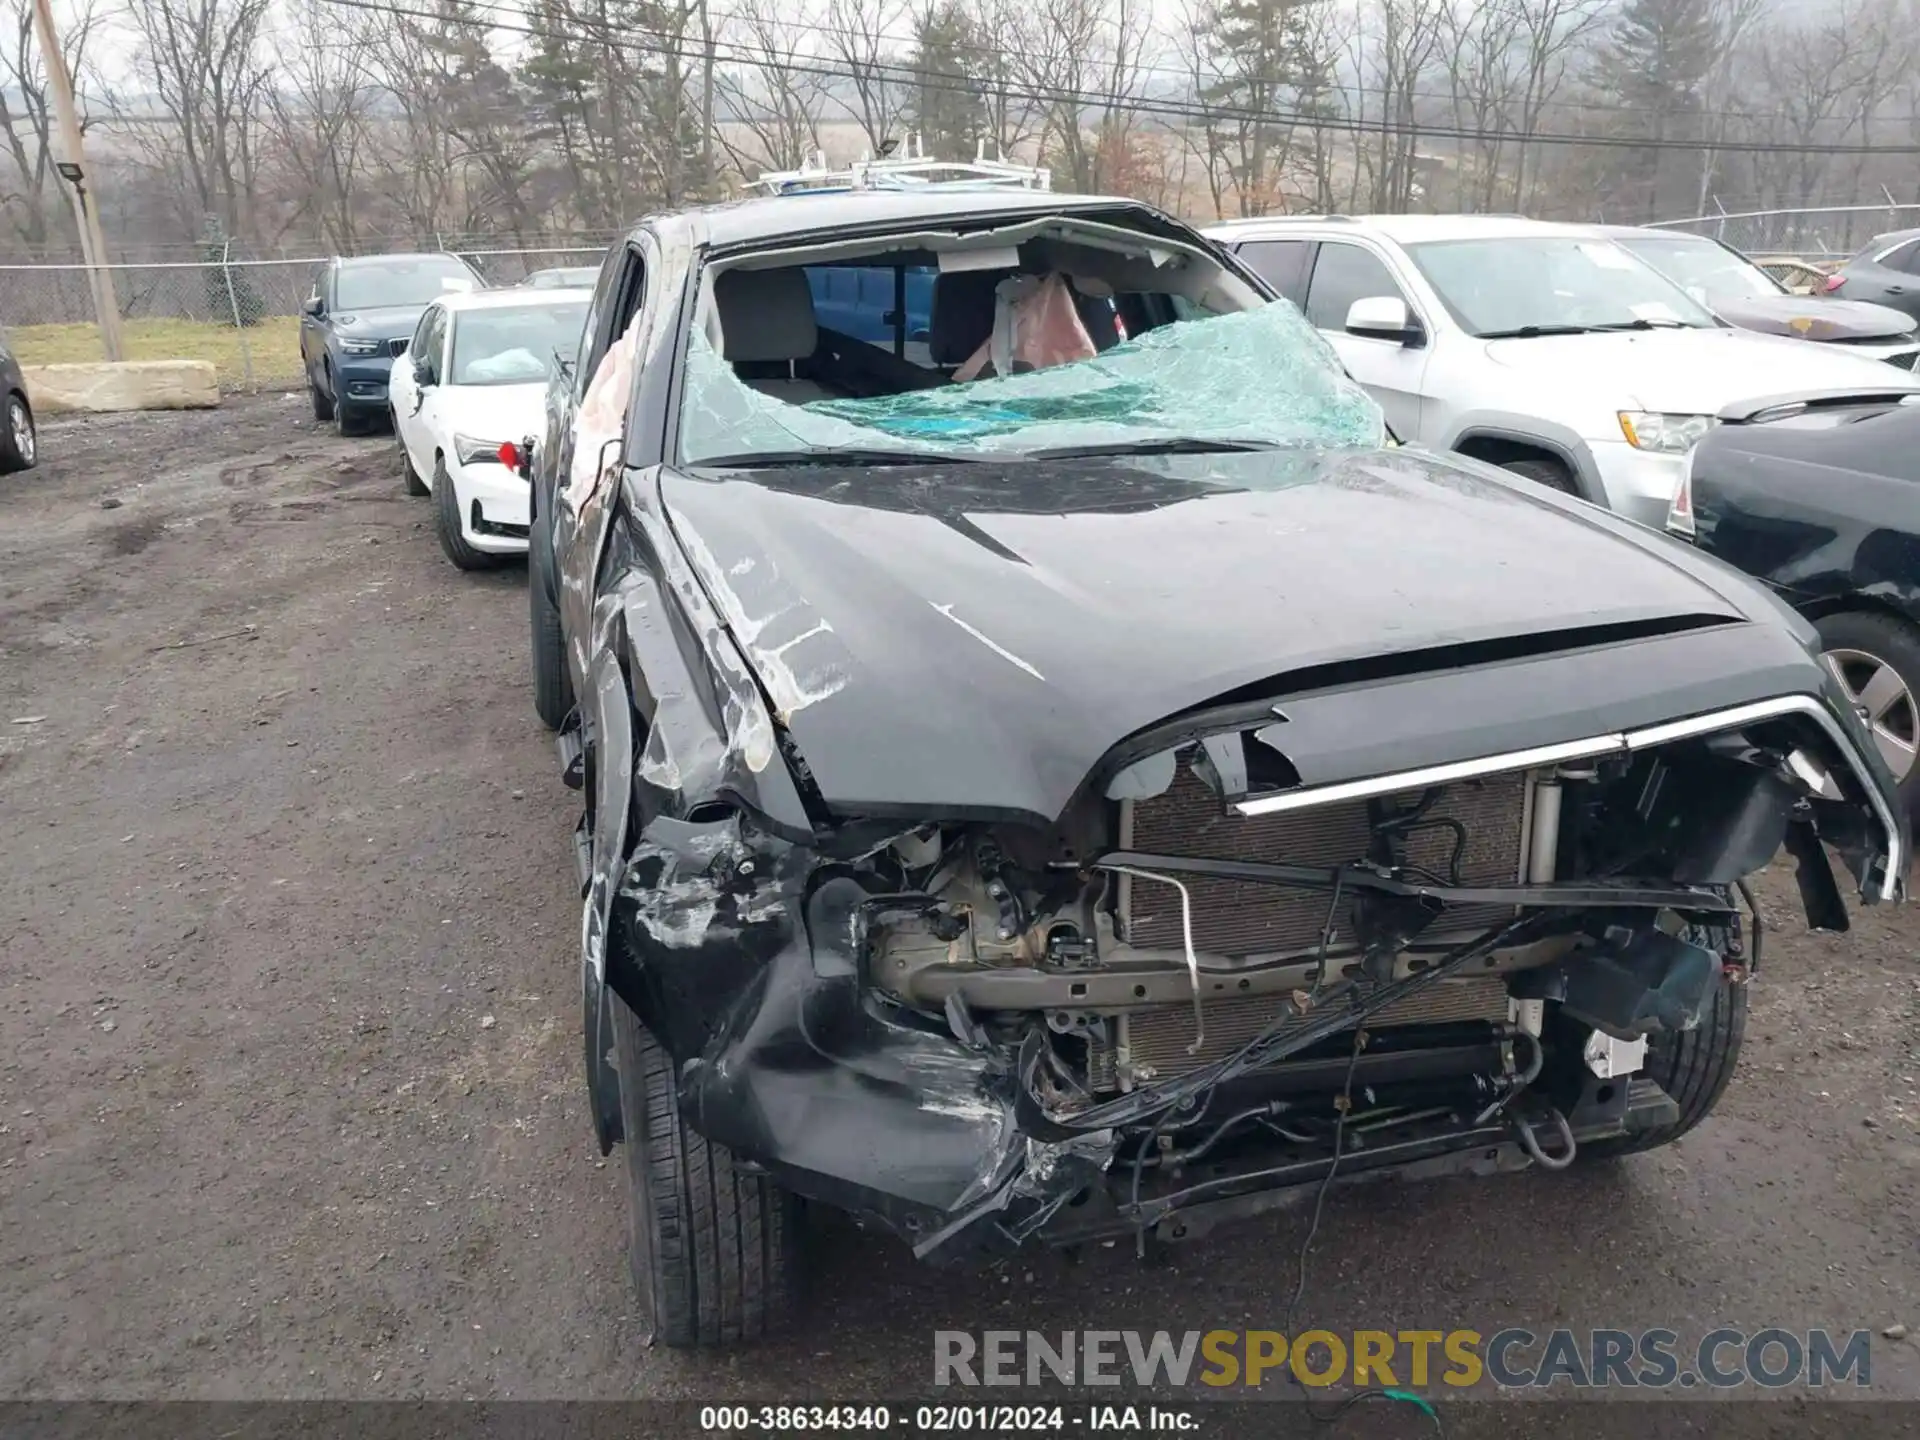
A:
[338,400,373,438]
[1500,456,1578,494]
[1,391,37,473]
[529,520,575,729]
[1813,610,1920,808]
[1583,942,1747,1160]
[396,419,429,496]
[433,458,505,571]
[310,376,334,423]
[611,996,801,1347]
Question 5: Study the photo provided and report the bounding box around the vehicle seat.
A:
[714,267,835,403]
[929,270,1011,372]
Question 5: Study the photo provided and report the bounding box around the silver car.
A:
[1205,214,1920,527]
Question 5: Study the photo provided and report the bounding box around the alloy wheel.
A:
[1824,646,1918,781]
[10,398,34,465]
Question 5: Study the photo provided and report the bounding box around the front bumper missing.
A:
[1038,1080,1676,1250]
[579,665,1902,1262]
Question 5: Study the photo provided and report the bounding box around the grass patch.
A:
[6,316,304,390]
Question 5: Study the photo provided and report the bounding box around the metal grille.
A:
[1122,767,1528,957]
[387,338,409,358]
[1090,975,1511,1086]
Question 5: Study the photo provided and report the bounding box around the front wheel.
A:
[337,400,374,438]
[310,376,335,423]
[1500,456,1577,495]
[611,997,803,1347]
[1,392,37,472]
[1582,935,1747,1160]
[433,458,505,571]
[1815,609,1920,807]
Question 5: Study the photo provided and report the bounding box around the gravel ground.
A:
[3,397,1919,1429]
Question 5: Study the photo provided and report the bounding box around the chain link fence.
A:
[0,245,607,394]
[1647,204,1920,261]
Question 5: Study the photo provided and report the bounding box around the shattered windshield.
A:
[677,302,1385,465]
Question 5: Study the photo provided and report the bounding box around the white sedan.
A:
[390,287,592,569]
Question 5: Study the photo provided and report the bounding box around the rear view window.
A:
[450,302,590,385]
[806,264,937,365]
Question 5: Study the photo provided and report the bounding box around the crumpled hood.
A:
[1483,327,1920,415]
[1710,294,1916,342]
[659,447,1773,822]
[331,304,429,339]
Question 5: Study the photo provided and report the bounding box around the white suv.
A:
[1205,214,1920,526]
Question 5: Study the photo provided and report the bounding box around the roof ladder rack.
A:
[753,135,1051,197]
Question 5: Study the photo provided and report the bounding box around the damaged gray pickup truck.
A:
[522,189,1909,1348]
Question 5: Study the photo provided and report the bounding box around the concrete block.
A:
[24,361,221,414]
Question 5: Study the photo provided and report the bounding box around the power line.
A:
[317,0,1920,158]
[690,0,1837,128]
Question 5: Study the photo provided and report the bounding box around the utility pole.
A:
[698,0,714,195]
[30,0,122,361]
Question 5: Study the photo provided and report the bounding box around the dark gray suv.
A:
[298,253,483,435]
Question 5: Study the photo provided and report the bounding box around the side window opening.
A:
[576,246,645,404]
[417,308,445,384]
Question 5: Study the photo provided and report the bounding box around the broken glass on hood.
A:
[679,301,1386,465]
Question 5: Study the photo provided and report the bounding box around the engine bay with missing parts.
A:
[620,690,1900,1260]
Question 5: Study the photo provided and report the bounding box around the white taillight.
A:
[1666,447,1697,538]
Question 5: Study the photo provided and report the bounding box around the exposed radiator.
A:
[1088,974,1511,1087]
[1121,766,1529,958]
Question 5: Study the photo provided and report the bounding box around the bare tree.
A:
[1012,0,1150,191]
[1687,0,1769,217]
[1738,0,1895,216]
[261,0,379,250]
[713,0,832,175]
[1176,0,1342,217]
[1351,0,1449,211]
[0,0,104,250]
[967,0,1042,160]
[363,5,468,242]
[119,0,274,242]
[821,0,911,155]
[1439,0,1525,211]
[1506,0,1607,211]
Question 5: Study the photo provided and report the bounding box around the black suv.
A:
[299,253,483,435]
[525,189,1906,1349]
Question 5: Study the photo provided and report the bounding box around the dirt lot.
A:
[3,398,1920,1421]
